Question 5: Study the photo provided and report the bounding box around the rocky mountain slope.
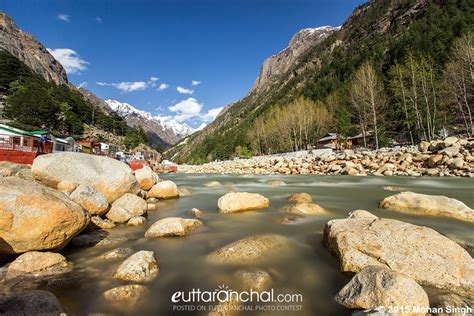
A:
[166,0,473,163]
[0,12,67,85]
[105,99,195,147]
[251,26,339,93]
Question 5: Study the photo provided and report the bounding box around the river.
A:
[57,174,473,315]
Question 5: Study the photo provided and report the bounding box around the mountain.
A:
[77,87,114,115]
[166,0,473,163]
[105,99,195,147]
[0,12,67,85]
[251,26,339,93]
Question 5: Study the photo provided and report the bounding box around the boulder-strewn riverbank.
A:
[0,152,473,314]
[179,137,474,177]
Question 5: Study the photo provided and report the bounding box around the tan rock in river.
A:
[145,217,202,237]
[147,180,179,199]
[379,191,474,223]
[114,250,159,283]
[288,192,312,203]
[0,177,89,254]
[103,284,149,311]
[7,251,70,277]
[324,212,474,298]
[111,193,147,217]
[335,265,429,314]
[285,202,326,215]
[134,166,159,191]
[208,234,291,265]
[217,192,269,213]
[70,184,109,216]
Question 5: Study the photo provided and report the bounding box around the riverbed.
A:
[54,174,474,315]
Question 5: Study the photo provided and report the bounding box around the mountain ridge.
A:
[0,12,68,85]
[105,99,195,147]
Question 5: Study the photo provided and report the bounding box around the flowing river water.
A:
[49,174,473,315]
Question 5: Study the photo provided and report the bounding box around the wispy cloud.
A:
[201,106,223,122]
[47,48,88,74]
[57,14,70,23]
[177,86,194,94]
[148,76,159,87]
[95,16,103,24]
[77,81,88,88]
[191,80,201,86]
[157,83,169,91]
[96,81,148,92]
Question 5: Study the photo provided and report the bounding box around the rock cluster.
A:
[180,137,474,177]
[324,211,474,298]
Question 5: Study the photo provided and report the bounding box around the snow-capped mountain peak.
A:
[105,99,196,146]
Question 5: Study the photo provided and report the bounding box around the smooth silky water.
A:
[53,174,473,315]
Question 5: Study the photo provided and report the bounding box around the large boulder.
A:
[147,180,179,199]
[145,217,203,238]
[113,250,159,282]
[379,191,474,223]
[208,234,291,265]
[217,192,270,213]
[324,212,474,298]
[134,166,159,191]
[70,184,109,216]
[32,152,139,203]
[0,290,63,315]
[111,193,147,217]
[0,177,89,254]
[335,265,429,313]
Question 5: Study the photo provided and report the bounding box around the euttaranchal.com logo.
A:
[171,284,303,313]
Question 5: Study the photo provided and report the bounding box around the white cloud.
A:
[77,81,87,88]
[57,14,70,23]
[47,48,88,74]
[148,76,159,87]
[167,98,223,125]
[168,98,202,122]
[196,123,207,130]
[157,83,169,91]
[191,80,201,86]
[177,86,194,94]
[95,16,103,23]
[96,81,148,92]
[202,106,223,122]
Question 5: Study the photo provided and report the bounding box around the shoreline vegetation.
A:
[178,136,474,177]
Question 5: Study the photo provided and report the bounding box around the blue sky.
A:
[2,0,366,129]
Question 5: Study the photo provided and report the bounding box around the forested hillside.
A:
[0,50,149,148]
[167,0,473,164]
